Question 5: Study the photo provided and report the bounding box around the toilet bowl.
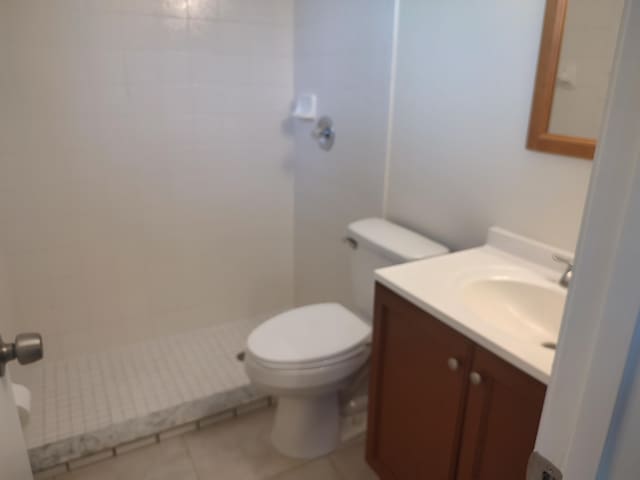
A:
[244,218,449,459]
[245,303,370,459]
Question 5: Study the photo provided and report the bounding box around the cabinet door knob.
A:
[470,372,483,385]
[447,358,460,371]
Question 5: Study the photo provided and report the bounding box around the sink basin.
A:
[462,279,566,345]
[375,228,574,382]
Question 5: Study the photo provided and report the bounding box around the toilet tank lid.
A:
[347,218,449,262]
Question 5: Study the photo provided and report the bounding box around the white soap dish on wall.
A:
[292,93,317,120]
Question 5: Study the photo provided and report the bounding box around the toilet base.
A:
[271,393,340,459]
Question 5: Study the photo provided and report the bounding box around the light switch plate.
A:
[527,451,563,480]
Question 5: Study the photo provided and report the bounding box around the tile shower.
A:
[0,0,294,472]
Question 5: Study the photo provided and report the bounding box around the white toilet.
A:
[244,218,449,459]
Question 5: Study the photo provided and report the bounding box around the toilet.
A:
[244,218,449,459]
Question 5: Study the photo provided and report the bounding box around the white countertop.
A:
[374,228,572,385]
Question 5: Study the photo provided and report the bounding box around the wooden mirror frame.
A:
[527,0,596,160]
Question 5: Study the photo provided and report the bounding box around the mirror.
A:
[527,0,625,160]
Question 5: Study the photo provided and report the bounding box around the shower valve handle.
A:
[311,116,336,151]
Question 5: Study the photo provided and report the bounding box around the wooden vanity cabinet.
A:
[366,284,547,480]
[366,283,475,479]
[455,347,547,480]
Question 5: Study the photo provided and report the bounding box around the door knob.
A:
[0,333,43,377]
[447,358,460,371]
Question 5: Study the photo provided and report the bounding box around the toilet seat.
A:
[245,346,370,395]
[247,303,370,370]
[250,343,369,371]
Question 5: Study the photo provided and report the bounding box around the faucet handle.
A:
[552,254,573,267]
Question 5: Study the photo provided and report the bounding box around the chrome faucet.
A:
[553,255,573,288]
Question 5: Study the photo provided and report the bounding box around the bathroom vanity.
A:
[365,228,570,479]
[366,284,545,479]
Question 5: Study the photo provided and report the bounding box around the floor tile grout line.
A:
[180,431,201,480]
[327,454,348,480]
[330,458,348,480]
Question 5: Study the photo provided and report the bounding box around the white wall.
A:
[0,253,14,338]
[0,0,295,360]
[0,2,14,337]
[293,0,396,307]
[550,0,625,138]
[386,0,593,252]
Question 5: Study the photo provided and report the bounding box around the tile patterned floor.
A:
[23,320,258,448]
[20,319,269,471]
[49,408,378,480]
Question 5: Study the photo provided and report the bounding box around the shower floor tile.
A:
[21,319,264,472]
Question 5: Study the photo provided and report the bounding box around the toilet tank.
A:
[346,218,449,321]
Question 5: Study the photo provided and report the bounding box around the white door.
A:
[0,367,33,480]
[532,0,640,478]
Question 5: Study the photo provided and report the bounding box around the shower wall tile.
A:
[0,0,15,335]
[0,0,295,362]
[293,0,396,309]
[0,250,15,338]
[219,0,293,25]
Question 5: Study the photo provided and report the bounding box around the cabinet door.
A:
[456,347,547,480]
[366,284,474,480]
